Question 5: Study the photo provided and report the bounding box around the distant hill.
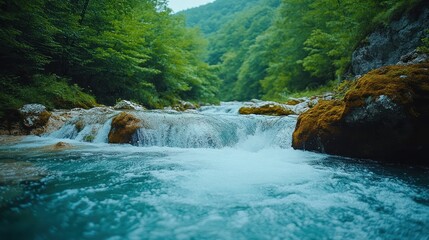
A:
[180,0,281,100]
[180,0,263,36]
[180,0,427,101]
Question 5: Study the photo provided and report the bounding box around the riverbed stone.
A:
[174,100,198,111]
[108,112,141,144]
[19,104,52,129]
[239,102,295,116]
[292,63,429,165]
[114,100,145,111]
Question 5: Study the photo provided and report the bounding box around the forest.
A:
[1,0,428,116]
[183,0,427,100]
[0,0,219,116]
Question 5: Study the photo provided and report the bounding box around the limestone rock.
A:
[108,112,141,144]
[292,63,429,165]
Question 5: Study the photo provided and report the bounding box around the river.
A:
[1,102,428,239]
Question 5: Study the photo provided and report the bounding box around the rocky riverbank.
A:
[292,63,429,165]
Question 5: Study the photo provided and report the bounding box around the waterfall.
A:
[49,103,297,149]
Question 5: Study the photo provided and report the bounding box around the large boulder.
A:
[108,112,142,144]
[292,63,429,165]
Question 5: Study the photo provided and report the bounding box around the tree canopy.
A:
[0,0,220,113]
[183,0,426,101]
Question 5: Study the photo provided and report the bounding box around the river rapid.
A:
[1,102,428,239]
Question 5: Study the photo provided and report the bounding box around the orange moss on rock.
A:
[108,112,141,144]
[344,64,429,114]
[239,104,295,116]
[285,99,302,106]
[292,100,345,151]
[292,63,429,164]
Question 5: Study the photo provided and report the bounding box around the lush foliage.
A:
[0,75,96,118]
[0,0,220,113]
[182,0,261,36]
[184,0,426,101]
[418,30,429,54]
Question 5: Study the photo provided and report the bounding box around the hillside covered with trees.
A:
[0,0,219,117]
[1,0,428,117]
[182,0,428,101]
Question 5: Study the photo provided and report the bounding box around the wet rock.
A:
[174,101,198,111]
[285,99,303,106]
[108,112,141,144]
[288,101,311,115]
[114,100,145,111]
[292,63,429,165]
[239,102,295,116]
[40,142,74,151]
[19,104,52,129]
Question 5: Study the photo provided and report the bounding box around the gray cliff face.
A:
[351,6,429,75]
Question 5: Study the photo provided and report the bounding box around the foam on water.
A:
[49,103,297,149]
[1,104,429,239]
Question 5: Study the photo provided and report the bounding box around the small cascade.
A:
[49,103,297,149]
[49,108,117,143]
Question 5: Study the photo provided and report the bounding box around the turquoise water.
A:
[1,137,429,240]
[1,104,429,240]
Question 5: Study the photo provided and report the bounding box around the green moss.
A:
[83,135,95,142]
[0,74,97,119]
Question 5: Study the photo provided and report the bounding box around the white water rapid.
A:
[49,102,297,149]
[1,102,428,240]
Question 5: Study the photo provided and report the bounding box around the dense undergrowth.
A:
[0,75,96,118]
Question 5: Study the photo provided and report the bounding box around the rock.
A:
[40,142,74,151]
[397,49,429,65]
[292,63,429,165]
[351,5,429,75]
[239,102,295,116]
[114,100,144,111]
[289,101,311,115]
[174,101,198,111]
[108,112,142,144]
[285,99,303,106]
[19,104,52,129]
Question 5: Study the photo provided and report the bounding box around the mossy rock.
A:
[285,99,302,106]
[239,104,295,116]
[292,63,429,165]
[108,112,141,144]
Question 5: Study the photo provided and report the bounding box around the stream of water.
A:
[1,103,428,239]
